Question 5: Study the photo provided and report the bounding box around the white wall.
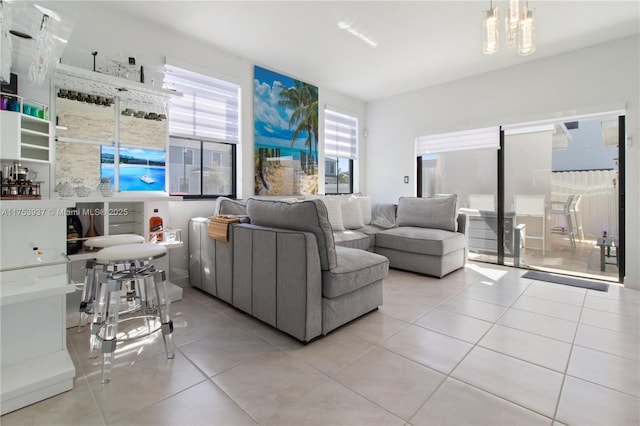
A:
[366,35,640,288]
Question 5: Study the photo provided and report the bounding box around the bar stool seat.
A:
[94,243,174,383]
[96,242,166,262]
[85,234,145,249]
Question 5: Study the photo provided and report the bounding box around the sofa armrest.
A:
[457,212,468,235]
[233,224,323,342]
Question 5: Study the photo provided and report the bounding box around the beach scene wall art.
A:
[253,66,319,195]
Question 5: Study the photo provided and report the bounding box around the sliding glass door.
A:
[503,115,625,282]
[417,114,625,283]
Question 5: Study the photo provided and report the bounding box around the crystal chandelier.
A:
[483,0,536,56]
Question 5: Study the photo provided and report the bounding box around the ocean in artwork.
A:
[101,146,166,191]
[101,163,166,191]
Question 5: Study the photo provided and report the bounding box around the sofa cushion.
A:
[246,198,337,270]
[214,197,247,216]
[376,226,466,256]
[397,195,458,231]
[371,203,397,229]
[341,197,365,229]
[322,246,389,298]
[333,230,370,251]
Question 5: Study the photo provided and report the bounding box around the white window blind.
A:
[164,64,240,143]
[324,109,358,159]
[416,126,500,155]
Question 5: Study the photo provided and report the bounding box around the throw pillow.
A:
[341,197,365,229]
[353,195,372,225]
[320,196,345,231]
[396,195,458,231]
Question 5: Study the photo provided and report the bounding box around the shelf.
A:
[20,143,49,151]
[54,64,182,106]
[67,251,99,262]
[20,114,50,125]
[53,195,183,203]
[19,147,50,162]
[0,252,70,273]
[157,241,184,249]
[21,129,49,139]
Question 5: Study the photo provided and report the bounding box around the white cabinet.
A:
[0,110,52,163]
[0,205,75,415]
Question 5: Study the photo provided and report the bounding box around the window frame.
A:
[324,156,354,195]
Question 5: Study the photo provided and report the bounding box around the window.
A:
[168,137,234,196]
[164,64,240,197]
[324,108,357,194]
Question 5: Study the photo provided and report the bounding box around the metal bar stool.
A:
[94,243,175,384]
[79,235,146,353]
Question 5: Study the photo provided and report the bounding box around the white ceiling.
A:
[10,1,640,102]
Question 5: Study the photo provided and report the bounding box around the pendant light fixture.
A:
[505,0,519,48]
[483,0,536,56]
[518,4,536,56]
[483,1,499,55]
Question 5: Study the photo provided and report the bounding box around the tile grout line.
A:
[67,335,109,426]
[550,288,589,423]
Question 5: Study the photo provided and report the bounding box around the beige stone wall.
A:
[55,141,101,188]
[120,115,166,149]
[56,98,114,142]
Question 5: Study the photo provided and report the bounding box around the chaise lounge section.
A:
[374,196,467,277]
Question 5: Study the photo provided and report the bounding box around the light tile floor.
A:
[2,262,639,425]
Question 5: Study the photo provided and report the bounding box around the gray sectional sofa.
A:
[188,195,467,342]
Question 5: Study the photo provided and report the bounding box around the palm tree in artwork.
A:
[278,81,319,161]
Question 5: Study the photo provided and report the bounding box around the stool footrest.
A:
[100,338,117,354]
[162,320,174,336]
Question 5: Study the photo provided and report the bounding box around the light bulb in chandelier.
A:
[505,0,520,48]
[518,6,536,56]
[483,5,499,55]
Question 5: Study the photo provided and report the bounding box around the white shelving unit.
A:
[0,110,52,163]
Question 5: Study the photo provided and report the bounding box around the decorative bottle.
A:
[149,208,163,242]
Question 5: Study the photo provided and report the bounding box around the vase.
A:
[58,182,75,198]
[84,213,99,239]
[98,181,114,197]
